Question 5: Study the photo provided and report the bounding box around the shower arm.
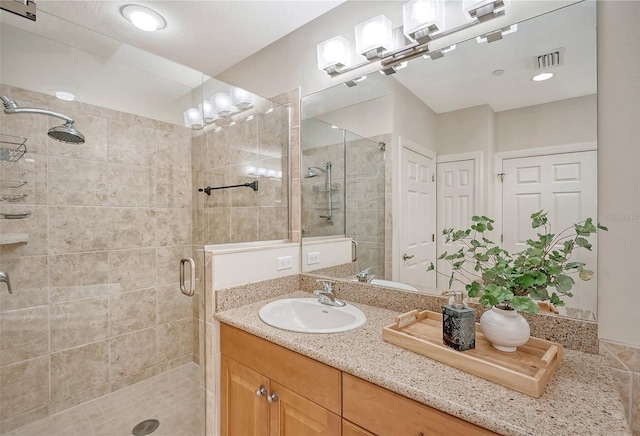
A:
[1,94,74,124]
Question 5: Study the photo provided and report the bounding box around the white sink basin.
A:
[258,298,366,333]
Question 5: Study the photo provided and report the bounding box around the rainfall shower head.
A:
[1,94,86,144]
[48,122,86,144]
[304,164,329,178]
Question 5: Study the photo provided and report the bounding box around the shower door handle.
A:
[351,240,358,262]
[180,258,196,297]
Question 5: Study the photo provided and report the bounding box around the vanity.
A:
[215,290,631,436]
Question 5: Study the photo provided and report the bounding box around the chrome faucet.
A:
[0,270,12,294]
[314,279,346,307]
[356,266,375,283]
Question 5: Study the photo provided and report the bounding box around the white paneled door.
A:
[400,147,436,287]
[501,151,597,316]
[436,159,477,290]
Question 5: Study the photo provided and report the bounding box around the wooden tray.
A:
[382,309,563,398]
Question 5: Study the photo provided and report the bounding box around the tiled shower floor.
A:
[4,363,203,436]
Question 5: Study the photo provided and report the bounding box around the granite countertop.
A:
[215,291,631,436]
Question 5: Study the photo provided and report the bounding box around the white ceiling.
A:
[35,0,345,77]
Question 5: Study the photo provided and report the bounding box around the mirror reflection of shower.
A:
[304,162,333,222]
[1,94,86,144]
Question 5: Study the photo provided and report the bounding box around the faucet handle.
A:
[356,266,373,278]
[315,279,334,292]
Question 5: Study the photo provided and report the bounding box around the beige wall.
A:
[316,95,392,139]
[217,1,640,349]
[0,85,194,433]
[496,94,597,151]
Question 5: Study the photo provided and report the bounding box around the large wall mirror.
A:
[301,1,597,321]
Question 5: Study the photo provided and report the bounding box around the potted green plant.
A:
[428,210,606,352]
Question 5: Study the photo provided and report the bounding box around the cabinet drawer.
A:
[220,324,341,415]
[343,374,496,436]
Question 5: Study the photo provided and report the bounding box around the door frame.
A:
[492,142,597,241]
[392,136,437,282]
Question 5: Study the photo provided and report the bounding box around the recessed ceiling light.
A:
[121,5,166,32]
[55,91,75,101]
[533,72,554,82]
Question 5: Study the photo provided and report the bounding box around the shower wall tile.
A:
[108,248,157,292]
[49,255,110,299]
[156,168,192,208]
[0,305,49,366]
[0,205,47,257]
[107,120,157,167]
[50,341,109,402]
[156,245,192,286]
[49,283,120,305]
[48,157,109,206]
[157,284,192,324]
[0,106,49,155]
[0,255,48,312]
[46,111,108,162]
[107,164,156,207]
[48,206,112,254]
[156,208,192,247]
[230,207,258,243]
[109,288,157,337]
[50,297,109,351]
[157,128,192,171]
[205,207,230,244]
[203,170,230,208]
[109,207,156,249]
[191,132,205,172]
[205,129,230,169]
[0,356,49,420]
[109,327,157,379]
[258,206,288,241]
[109,366,159,393]
[157,319,193,363]
[229,119,258,164]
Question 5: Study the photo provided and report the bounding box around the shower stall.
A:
[0,10,289,436]
[301,118,387,278]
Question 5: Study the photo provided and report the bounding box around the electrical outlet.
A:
[277,256,293,270]
[307,252,320,265]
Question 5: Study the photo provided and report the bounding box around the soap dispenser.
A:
[442,291,476,351]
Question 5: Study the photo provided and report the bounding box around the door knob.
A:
[402,253,414,261]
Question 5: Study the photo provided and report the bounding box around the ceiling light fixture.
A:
[532,72,554,82]
[54,91,75,101]
[317,0,508,78]
[121,5,166,32]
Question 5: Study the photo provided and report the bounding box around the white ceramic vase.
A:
[480,305,530,352]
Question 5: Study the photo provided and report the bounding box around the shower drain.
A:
[132,419,160,436]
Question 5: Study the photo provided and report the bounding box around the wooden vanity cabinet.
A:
[221,324,497,436]
[220,324,341,436]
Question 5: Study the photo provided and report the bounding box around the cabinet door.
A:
[221,355,270,436]
[269,381,341,436]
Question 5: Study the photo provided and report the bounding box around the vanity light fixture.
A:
[199,100,216,124]
[343,75,367,87]
[212,92,233,117]
[121,5,166,32]
[379,61,408,75]
[183,107,203,130]
[532,72,554,82]
[476,24,517,43]
[231,87,254,110]
[423,44,456,60]
[316,0,509,78]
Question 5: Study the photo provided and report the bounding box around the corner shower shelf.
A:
[0,180,27,189]
[0,193,27,202]
[0,134,27,163]
[0,212,30,219]
[0,233,29,244]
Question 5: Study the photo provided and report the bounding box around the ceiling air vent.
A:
[535,48,565,70]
